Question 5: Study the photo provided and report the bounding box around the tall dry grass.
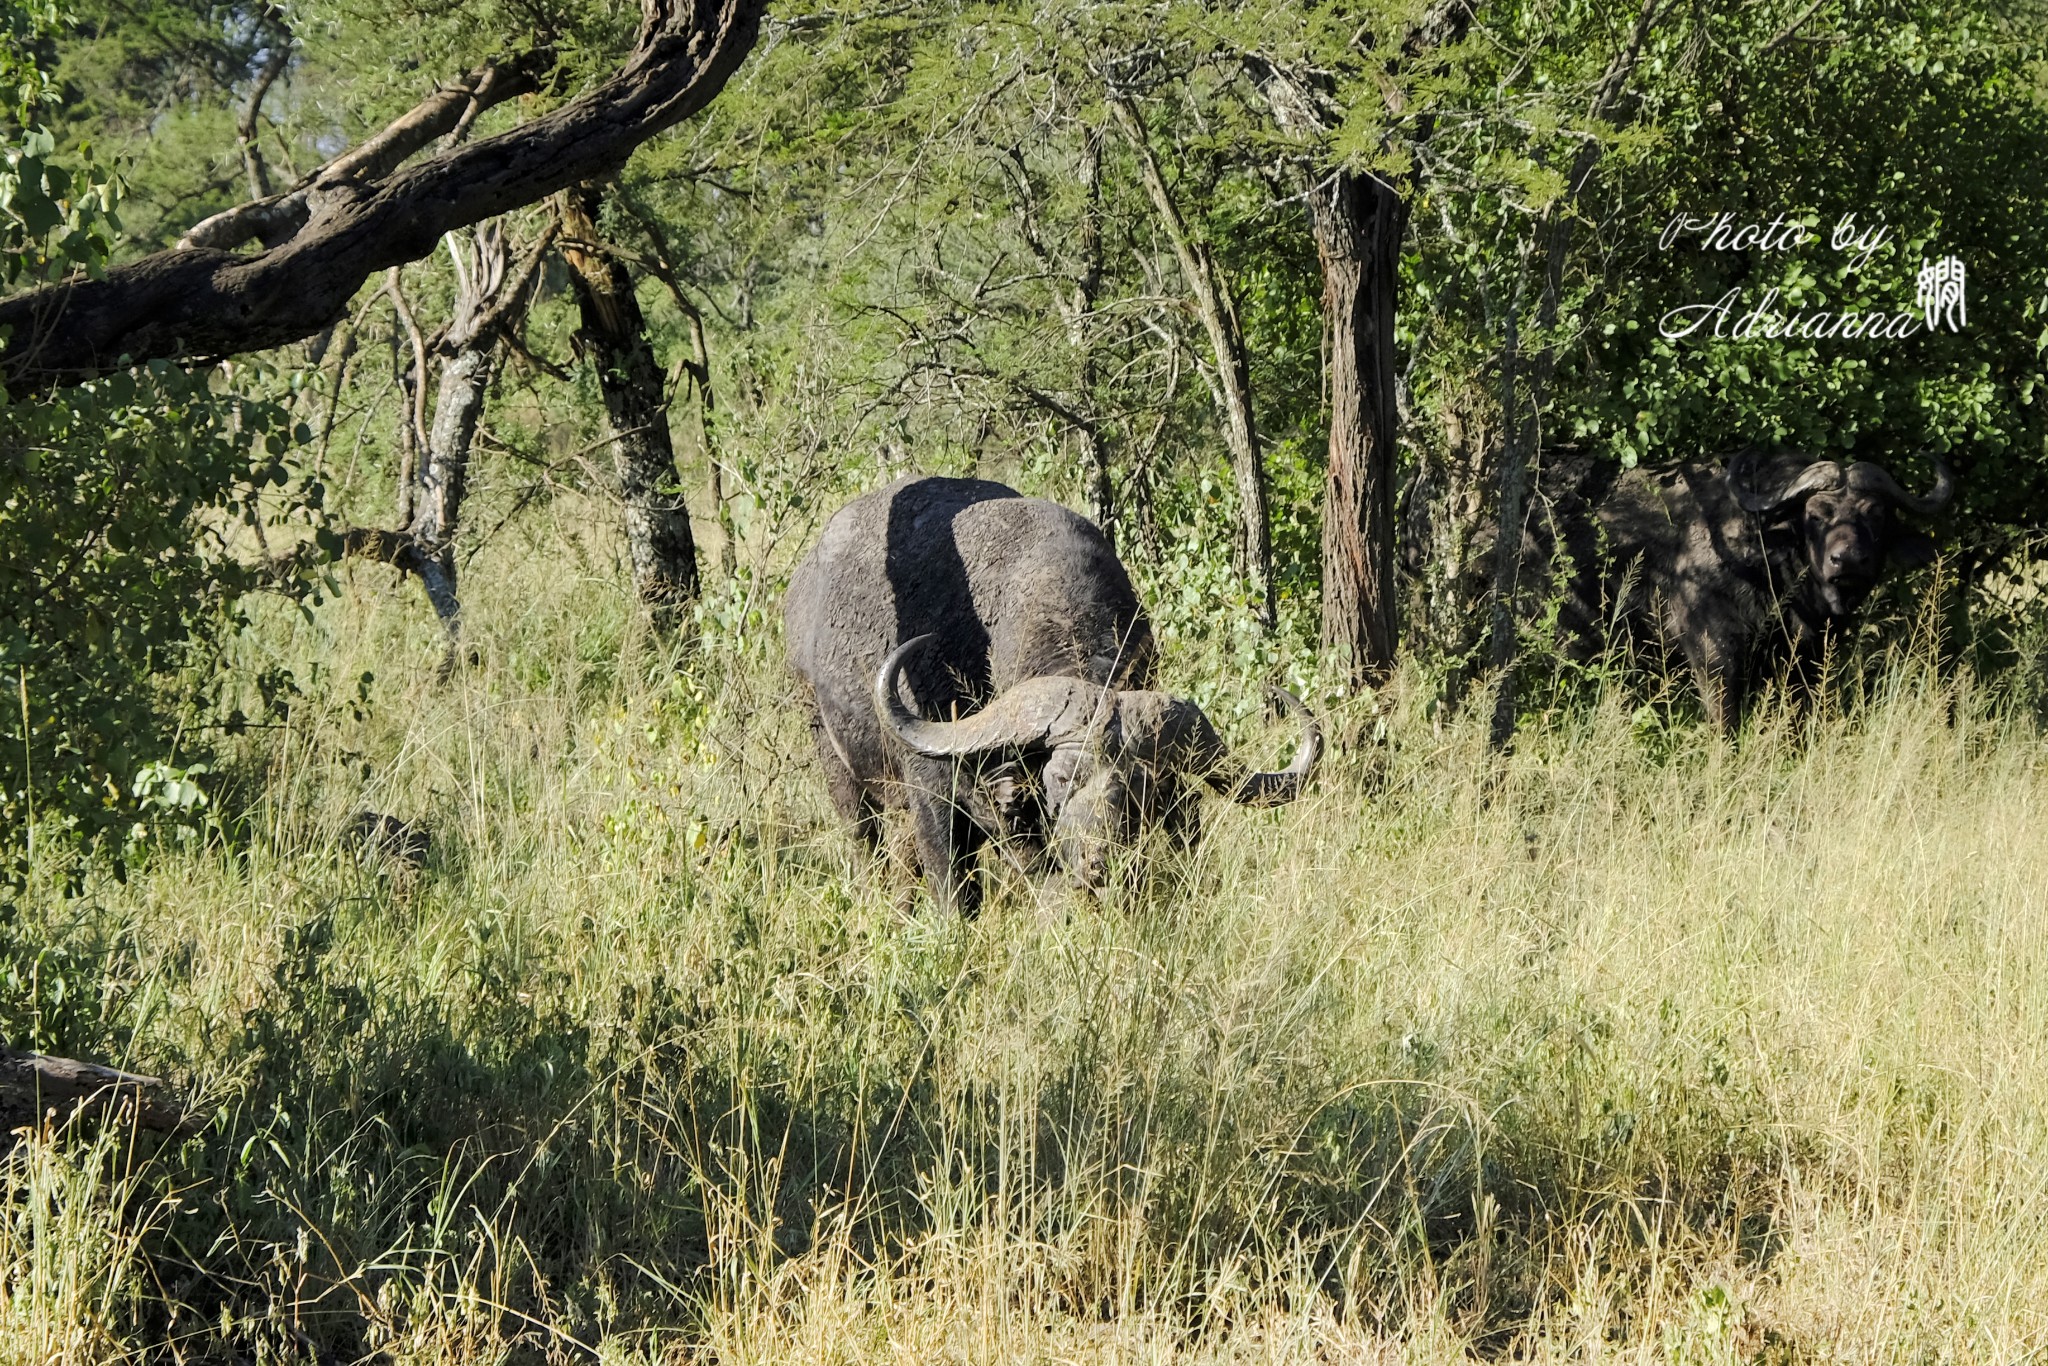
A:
[6,495,2047,1362]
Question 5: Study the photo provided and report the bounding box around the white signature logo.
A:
[1654,211,1967,341]
[1915,256,1966,332]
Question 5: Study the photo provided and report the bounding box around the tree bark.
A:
[341,222,553,673]
[1247,11,1471,687]
[610,194,733,577]
[1070,127,1111,534]
[1309,172,1407,685]
[387,266,430,526]
[0,1047,194,1135]
[682,307,736,576]
[0,0,765,395]
[559,184,701,632]
[418,223,552,671]
[1111,98,1274,627]
[407,344,495,662]
[189,52,547,253]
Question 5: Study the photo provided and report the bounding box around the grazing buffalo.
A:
[1562,447,1954,728]
[785,475,1320,913]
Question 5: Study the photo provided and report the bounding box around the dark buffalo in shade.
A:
[1559,447,1954,729]
[785,475,1320,913]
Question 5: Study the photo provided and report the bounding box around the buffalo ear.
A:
[1888,530,1940,569]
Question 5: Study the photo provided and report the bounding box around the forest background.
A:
[4,0,2048,1360]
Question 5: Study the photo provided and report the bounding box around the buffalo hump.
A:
[784,475,1153,843]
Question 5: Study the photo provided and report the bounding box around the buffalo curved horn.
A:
[1190,688,1324,807]
[1727,448,1844,515]
[873,635,1106,758]
[1847,457,1955,517]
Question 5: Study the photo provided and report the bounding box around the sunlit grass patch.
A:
[5,506,2048,1361]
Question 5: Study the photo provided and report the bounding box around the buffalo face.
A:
[874,636,1321,890]
[1729,450,1955,618]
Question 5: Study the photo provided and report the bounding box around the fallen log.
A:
[0,1047,197,1136]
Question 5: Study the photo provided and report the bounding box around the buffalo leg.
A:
[902,756,985,917]
[1667,598,1747,734]
[1690,651,1747,734]
[811,715,882,850]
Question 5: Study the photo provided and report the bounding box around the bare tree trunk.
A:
[1111,98,1274,627]
[681,308,736,576]
[560,183,700,634]
[1247,11,1473,687]
[609,194,732,578]
[346,222,553,676]
[1071,127,1112,533]
[387,265,430,528]
[406,342,495,664]
[1308,172,1407,685]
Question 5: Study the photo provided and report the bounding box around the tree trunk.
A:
[0,1047,194,1135]
[387,265,430,528]
[607,193,732,578]
[1111,98,1274,626]
[682,308,736,577]
[560,184,700,633]
[406,342,496,665]
[1071,127,1112,534]
[343,222,552,675]
[1310,172,1407,685]
[1246,17,1473,686]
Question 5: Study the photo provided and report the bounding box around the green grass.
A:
[7,496,2048,1362]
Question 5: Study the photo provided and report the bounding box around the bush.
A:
[1,17,321,881]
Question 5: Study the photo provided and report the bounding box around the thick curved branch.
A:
[180,51,551,254]
[1,0,767,396]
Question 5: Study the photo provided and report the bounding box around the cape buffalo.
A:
[785,475,1320,913]
[1563,447,1954,729]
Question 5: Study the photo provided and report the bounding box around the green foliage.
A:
[10,0,2046,864]
[1571,2,2048,520]
[0,360,319,875]
[1,13,321,879]
[7,2,2048,1356]
[0,0,64,116]
[0,124,122,284]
